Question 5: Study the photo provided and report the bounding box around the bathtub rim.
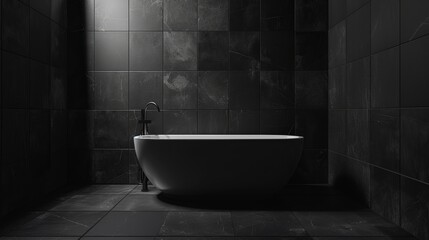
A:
[133,134,304,140]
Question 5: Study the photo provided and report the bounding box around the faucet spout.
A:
[141,102,161,135]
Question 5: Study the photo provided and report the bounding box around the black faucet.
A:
[138,101,161,192]
[140,101,161,135]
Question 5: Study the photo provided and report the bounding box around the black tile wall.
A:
[67,0,327,186]
[1,0,68,218]
[329,1,429,239]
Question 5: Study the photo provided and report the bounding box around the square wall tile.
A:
[163,110,197,134]
[164,32,198,70]
[92,72,128,110]
[164,0,197,31]
[347,109,369,162]
[95,0,128,31]
[50,23,67,68]
[261,0,294,31]
[30,60,51,109]
[130,32,162,71]
[198,110,228,134]
[198,71,228,109]
[328,65,346,109]
[163,71,198,109]
[30,9,50,64]
[229,110,259,134]
[95,32,128,71]
[260,110,294,134]
[370,167,400,225]
[260,71,295,109]
[230,0,260,31]
[261,31,295,71]
[346,3,370,62]
[346,0,369,15]
[401,108,429,183]
[401,34,429,107]
[92,150,129,184]
[129,72,163,110]
[229,71,259,110]
[401,0,429,42]
[346,56,370,108]
[198,31,229,70]
[328,110,346,154]
[93,111,129,148]
[295,109,328,149]
[130,0,163,31]
[230,31,260,71]
[295,32,328,71]
[295,71,328,108]
[371,47,400,108]
[198,0,229,31]
[370,109,400,171]
[1,51,29,109]
[329,0,346,27]
[401,177,429,240]
[295,0,328,32]
[328,20,346,68]
[371,0,400,53]
[29,110,51,183]
[2,0,29,56]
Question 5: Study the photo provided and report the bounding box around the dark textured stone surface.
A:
[295,109,328,149]
[30,9,50,64]
[93,111,128,148]
[346,4,370,62]
[295,32,328,71]
[328,21,346,68]
[164,0,197,31]
[401,0,429,42]
[95,32,128,71]
[2,0,29,56]
[229,110,259,134]
[346,109,369,162]
[198,0,229,31]
[92,72,128,110]
[346,57,370,108]
[229,71,259,110]
[370,109,400,171]
[30,60,51,109]
[328,65,346,109]
[371,47,400,108]
[92,150,129,184]
[163,72,198,109]
[198,110,228,134]
[329,0,346,27]
[164,32,198,70]
[328,110,346,154]
[49,194,124,211]
[160,212,234,236]
[2,51,29,108]
[95,0,128,31]
[261,31,294,70]
[198,71,228,109]
[370,167,400,225]
[371,0,400,53]
[230,0,260,31]
[290,149,328,184]
[401,177,429,240]
[260,110,294,135]
[130,32,162,71]
[401,108,429,183]
[230,32,260,71]
[295,0,328,32]
[296,71,328,108]
[261,0,294,31]
[260,71,294,109]
[232,212,307,236]
[130,0,163,31]
[198,31,229,70]
[346,0,369,15]
[129,72,163,110]
[401,35,429,107]
[163,110,198,134]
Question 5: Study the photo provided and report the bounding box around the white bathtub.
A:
[134,135,304,197]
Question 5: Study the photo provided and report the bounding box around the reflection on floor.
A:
[0,185,416,239]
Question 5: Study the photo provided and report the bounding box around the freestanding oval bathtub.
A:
[134,135,303,197]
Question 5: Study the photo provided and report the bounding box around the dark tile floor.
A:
[0,185,416,239]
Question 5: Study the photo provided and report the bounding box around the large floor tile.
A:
[49,194,125,211]
[232,212,307,236]
[1,212,105,237]
[0,237,79,240]
[294,211,411,237]
[159,212,233,236]
[85,212,166,236]
[73,185,136,195]
[130,186,161,195]
[113,195,193,212]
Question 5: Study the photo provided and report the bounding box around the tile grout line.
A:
[78,185,138,239]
